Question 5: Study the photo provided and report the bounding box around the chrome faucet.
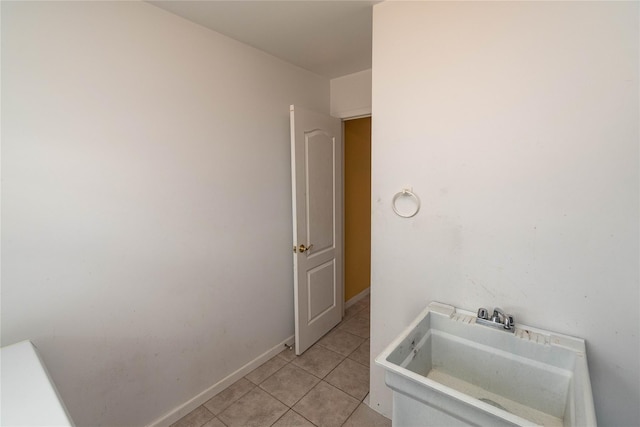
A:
[476,306,515,332]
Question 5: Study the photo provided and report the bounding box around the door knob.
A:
[298,244,313,253]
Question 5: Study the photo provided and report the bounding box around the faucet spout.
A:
[476,306,515,332]
[491,308,506,323]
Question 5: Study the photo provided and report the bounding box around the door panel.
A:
[307,260,336,322]
[290,105,343,355]
[306,130,336,253]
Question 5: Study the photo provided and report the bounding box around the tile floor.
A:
[170,295,390,427]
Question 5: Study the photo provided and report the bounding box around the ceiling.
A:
[148,1,379,79]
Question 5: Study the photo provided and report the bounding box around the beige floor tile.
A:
[357,295,370,309]
[277,347,297,362]
[203,378,255,415]
[272,410,316,427]
[344,304,363,319]
[347,339,370,367]
[324,358,369,400]
[351,296,370,312]
[202,418,226,427]
[245,355,288,385]
[293,381,359,427]
[317,328,364,357]
[291,345,344,378]
[260,364,320,407]
[218,387,288,427]
[342,403,391,427]
[181,302,370,427]
[344,298,369,319]
[338,316,369,338]
[170,406,214,427]
[356,310,370,320]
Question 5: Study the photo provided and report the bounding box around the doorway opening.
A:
[343,116,372,307]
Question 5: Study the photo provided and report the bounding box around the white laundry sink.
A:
[375,302,596,427]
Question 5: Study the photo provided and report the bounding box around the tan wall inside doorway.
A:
[344,117,371,301]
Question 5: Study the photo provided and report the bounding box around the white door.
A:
[290,105,343,355]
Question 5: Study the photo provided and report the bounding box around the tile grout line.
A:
[339,402,361,427]
[182,302,371,427]
[258,356,324,427]
[323,359,370,401]
[263,354,365,426]
[257,353,336,420]
[257,361,311,409]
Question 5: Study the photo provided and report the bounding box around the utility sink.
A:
[375,302,596,426]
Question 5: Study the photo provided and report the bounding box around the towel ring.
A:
[392,189,421,218]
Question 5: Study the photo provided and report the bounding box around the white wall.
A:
[1,2,328,426]
[330,69,372,119]
[370,2,638,426]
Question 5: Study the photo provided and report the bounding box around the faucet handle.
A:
[504,315,515,330]
[477,307,489,320]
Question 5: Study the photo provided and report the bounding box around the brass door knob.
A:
[298,244,313,253]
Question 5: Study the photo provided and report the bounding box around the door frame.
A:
[288,108,372,351]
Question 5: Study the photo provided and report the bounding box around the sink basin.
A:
[375,302,596,426]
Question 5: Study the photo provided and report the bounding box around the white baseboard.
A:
[146,335,295,427]
[345,287,370,309]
